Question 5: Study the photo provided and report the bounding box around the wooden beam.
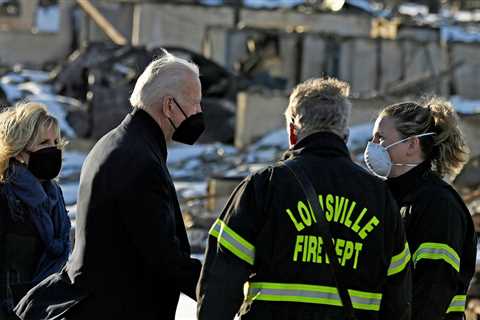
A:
[76,0,128,46]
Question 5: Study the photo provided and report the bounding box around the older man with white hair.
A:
[14,52,203,320]
[197,77,411,320]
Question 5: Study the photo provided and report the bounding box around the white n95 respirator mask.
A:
[363,132,435,180]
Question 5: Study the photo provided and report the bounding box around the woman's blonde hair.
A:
[380,97,469,177]
[0,102,65,182]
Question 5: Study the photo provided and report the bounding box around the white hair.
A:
[130,51,199,109]
[285,77,351,139]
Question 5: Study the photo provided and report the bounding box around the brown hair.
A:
[380,97,469,177]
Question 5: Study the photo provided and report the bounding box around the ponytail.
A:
[426,97,469,177]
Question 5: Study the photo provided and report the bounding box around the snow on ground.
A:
[398,2,429,16]
[0,70,78,138]
[35,5,60,33]
[450,96,480,115]
[348,122,374,151]
[176,295,197,320]
[176,294,240,320]
[441,25,480,43]
[200,0,302,7]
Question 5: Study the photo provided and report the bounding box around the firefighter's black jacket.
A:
[387,161,476,320]
[197,132,412,320]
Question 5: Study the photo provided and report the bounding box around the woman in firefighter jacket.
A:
[197,78,412,320]
[364,98,476,320]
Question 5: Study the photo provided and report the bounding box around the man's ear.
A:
[289,123,297,146]
[161,96,174,118]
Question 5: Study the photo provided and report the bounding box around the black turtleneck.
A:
[386,160,432,205]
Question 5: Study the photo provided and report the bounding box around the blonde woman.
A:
[0,102,70,319]
[364,98,476,320]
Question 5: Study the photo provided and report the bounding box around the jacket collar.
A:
[386,160,432,203]
[124,108,168,160]
[283,131,350,160]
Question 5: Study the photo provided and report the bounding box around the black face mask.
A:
[168,98,205,145]
[27,146,62,180]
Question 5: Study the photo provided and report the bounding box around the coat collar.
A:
[386,160,432,203]
[124,108,168,160]
[283,131,351,160]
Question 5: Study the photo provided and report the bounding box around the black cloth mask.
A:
[27,146,62,180]
[168,98,205,145]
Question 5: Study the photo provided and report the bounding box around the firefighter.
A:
[364,98,476,320]
[197,78,411,320]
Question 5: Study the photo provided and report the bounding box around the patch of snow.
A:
[453,10,480,22]
[26,94,76,137]
[61,151,87,177]
[59,182,79,206]
[441,25,480,43]
[35,5,60,33]
[243,0,303,8]
[18,70,51,82]
[0,82,22,102]
[18,82,53,95]
[1,73,25,84]
[168,144,209,164]
[450,96,480,114]
[398,2,428,16]
[250,129,288,150]
[175,294,238,320]
[176,295,197,320]
[347,122,374,151]
[174,181,208,199]
[346,0,384,15]
[66,204,76,221]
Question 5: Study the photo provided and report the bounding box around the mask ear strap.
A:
[172,98,188,118]
[384,137,410,150]
[167,117,177,130]
[385,132,436,150]
[415,132,436,138]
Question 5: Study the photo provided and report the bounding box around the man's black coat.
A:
[15,109,201,320]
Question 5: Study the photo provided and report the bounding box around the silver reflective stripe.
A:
[388,243,410,276]
[248,287,379,306]
[246,282,382,311]
[209,219,255,265]
[249,287,339,301]
[412,243,460,272]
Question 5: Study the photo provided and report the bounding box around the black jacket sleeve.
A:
[120,166,201,300]
[380,189,412,320]
[409,191,465,320]
[197,172,269,320]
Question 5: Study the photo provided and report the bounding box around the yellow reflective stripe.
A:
[412,242,460,272]
[247,282,382,311]
[447,295,466,313]
[388,242,411,276]
[209,219,255,265]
